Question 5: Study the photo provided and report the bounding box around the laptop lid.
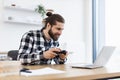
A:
[93,46,115,67]
[71,46,116,69]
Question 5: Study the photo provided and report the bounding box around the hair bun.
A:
[46,12,52,17]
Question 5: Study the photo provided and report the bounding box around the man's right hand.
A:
[43,48,61,59]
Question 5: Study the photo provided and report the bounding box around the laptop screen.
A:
[94,46,116,66]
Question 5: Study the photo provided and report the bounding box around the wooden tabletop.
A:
[0,52,7,54]
[1,61,120,80]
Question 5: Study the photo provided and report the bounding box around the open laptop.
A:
[71,46,116,69]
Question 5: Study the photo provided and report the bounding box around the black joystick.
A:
[58,50,67,55]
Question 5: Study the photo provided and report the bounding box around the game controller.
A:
[58,50,67,55]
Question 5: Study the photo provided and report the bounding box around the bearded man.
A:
[17,12,68,65]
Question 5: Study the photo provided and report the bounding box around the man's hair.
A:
[42,12,65,30]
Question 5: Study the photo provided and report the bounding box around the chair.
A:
[7,50,18,60]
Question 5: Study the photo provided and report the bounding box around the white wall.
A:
[105,0,120,46]
[0,0,92,63]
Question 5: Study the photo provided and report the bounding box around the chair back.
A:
[8,50,18,60]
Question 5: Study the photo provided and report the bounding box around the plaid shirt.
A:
[17,30,67,65]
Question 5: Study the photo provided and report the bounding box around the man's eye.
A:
[57,28,61,30]
[57,28,63,30]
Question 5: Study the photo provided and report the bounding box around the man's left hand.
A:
[59,52,68,59]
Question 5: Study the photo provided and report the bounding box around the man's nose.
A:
[58,30,62,35]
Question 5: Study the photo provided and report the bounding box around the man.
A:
[17,12,68,65]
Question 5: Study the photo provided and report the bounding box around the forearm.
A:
[18,51,46,65]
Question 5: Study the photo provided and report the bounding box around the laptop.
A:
[71,46,116,69]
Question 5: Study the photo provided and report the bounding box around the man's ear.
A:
[46,23,51,30]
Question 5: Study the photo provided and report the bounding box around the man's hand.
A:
[59,51,68,60]
[43,48,60,59]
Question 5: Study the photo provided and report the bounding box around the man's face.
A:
[48,21,64,41]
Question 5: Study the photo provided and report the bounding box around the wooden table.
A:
[0,61,120,80]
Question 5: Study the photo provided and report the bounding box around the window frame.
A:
[92,0,105,62]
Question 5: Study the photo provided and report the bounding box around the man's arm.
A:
[17,32,45,65]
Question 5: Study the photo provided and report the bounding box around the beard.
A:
[48,29,59,41]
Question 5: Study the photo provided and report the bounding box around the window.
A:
[105,0,120,64]
[94,0,120,64]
